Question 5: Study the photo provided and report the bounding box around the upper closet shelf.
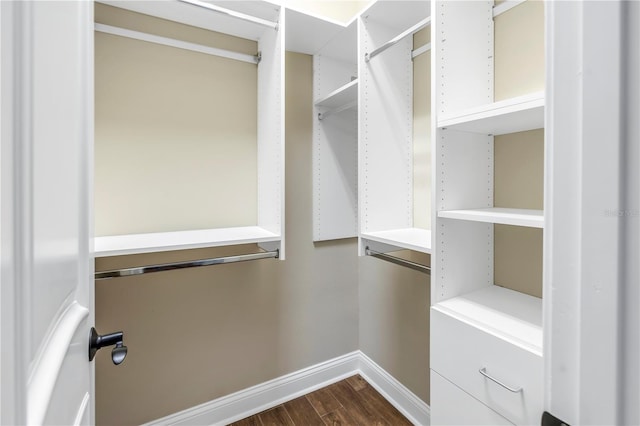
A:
[285,8,355,61]
[438,208,544,228]
[438,92,544,135]
[361,228,432,254]
[362,0,430,33]
[97,0,280,41]
[432,285,543,356]
[95,226,280,257]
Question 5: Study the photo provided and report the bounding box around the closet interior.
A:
[91,0,547,423]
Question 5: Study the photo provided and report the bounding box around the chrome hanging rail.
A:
[95,250,279,280]
[94,24,261,65]
[365,247,430,275]
[365,17,431,62]
[179,0,279,30]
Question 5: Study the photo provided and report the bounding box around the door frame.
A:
[2,2,30,423]
[544,1,639,424]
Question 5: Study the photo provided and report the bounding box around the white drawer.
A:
[431,307,543,426]
[431,370,513,426]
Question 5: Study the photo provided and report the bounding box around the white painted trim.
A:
[492,0,526,18]
[94,23,259,65]
[0,2,27,423]
[545,1,633,424]
[143,351,431,426]
[358,352,431,426]
[144,352,360,426]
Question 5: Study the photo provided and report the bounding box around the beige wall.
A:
[358,251,431,403]
[494,0,545,298]
[95,4,259,236]
[495,0,545,101]
[95,47,360,424]
[494,129,544,297]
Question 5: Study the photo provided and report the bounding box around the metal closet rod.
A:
[365,247,431,275]
[95,249,279,280]
[95,23,261,65]
[365,17,431,62]
[179,0,279,30]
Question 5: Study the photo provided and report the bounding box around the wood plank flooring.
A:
[230,375,412,426]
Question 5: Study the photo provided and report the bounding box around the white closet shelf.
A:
[438,208,544,228]
[432,285,543,356]
[285,8,355,61]
[97,0,279,42]
[361,228,431,254]
[438,92,544,135]
[95,226,280,257]
[362,0,430,33]
[315,79,358,109]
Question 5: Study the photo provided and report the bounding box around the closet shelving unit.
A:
[284,7,359,242]
[430,1,545,424]
[312,20,358,241]
[357,0,431,255]
[94,0,285,258]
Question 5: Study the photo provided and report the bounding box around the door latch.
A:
[88,327,127,365]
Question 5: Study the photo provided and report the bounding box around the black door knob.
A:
[89,327,128,365]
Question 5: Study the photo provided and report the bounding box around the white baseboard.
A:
[143,351,430,426]
[358,352,431,426]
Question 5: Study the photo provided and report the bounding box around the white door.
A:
[1,1,96,424]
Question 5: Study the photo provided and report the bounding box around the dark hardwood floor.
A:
[229,375,413,426]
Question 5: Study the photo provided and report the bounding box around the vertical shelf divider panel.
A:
[358,1,429,255]
[313,20,358,241]
[257,6,286,258]
[433,0,494,302]
[436,1,494,115]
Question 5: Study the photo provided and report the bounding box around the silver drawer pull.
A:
[479,368,523,393]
